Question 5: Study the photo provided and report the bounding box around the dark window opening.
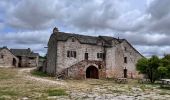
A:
[124,47,127,51]
[29,57,35,59]
[85,53,88,60]
[124,57,127,63]
[72,38,75,42]
[1,55,4,59]
[67,51,76,58]
[97,53,105,59]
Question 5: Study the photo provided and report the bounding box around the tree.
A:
[158,66,168,79]
[136,55,160,83]
[159,54,170,78]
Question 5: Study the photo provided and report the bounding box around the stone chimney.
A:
[3,46,7,49]
[53,27,59,33]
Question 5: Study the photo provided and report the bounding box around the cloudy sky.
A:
[0,0,170,57]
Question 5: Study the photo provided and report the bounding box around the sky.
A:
[0,0,170,57]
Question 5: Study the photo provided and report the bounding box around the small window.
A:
[124,57,127,63]
[124,47,127,51]
[97,53,105,59]
[29,57,35,59]
[1,55,4,59]
[67,51,76,58]
[72,38,75,42]
[85,53,88,60]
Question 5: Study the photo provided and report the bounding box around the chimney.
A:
[3,46,7,49]
[53,27,59,33]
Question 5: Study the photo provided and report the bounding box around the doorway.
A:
[12,58,16,67]
[124,68,127,78]
[86,66,99,79]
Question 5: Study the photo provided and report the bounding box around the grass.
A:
[0,90,18,96]
[47,89,68,96]
[31,70,49,77]
[0,68,170,99]
[0,68,16,79]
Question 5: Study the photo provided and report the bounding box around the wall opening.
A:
[124,68,127,78]
[12,58,17,67]
[86,66,99,79]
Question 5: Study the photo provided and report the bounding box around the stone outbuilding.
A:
[46,28,143,79]
[0,47,19,68]
[10,48,39,67]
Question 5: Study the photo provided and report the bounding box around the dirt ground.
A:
[0,68,170,100]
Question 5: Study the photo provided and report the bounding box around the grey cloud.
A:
[6,0,63,30]
[135,45,170,57]
[0,30,50,44]
[0,30,51,55]
[145,0,170,33]
[118,32,170,46]
[148,0,170,20]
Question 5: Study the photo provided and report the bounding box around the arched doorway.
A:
[86,66,99,79]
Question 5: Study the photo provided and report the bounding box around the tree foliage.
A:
[136,55,170,83]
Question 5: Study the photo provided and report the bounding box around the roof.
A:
[10,48,39,57]
[52,32,120,47]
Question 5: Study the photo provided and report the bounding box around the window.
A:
[1,55,4,59]
[67,51,76,58]
[85,53,88,60]
[72,38,75,42]
[124,47,127,51]
[124,57,127,63]
[97,53,105,59]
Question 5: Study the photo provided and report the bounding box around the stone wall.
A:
[47,32,143,78]
[46,33,58,75]
[0,49,19,67]
[56,37,105,73]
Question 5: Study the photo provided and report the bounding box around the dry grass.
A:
[0,68,170,100]
[0,68,66,100]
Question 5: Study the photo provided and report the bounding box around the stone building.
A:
[10,48,39,67]
[0,47,19,68]
[46,28,143,79]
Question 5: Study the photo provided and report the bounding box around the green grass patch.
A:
[31,70,49,77]
[47,89,68,96]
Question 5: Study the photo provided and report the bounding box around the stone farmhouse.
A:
[0,47,19,68]
[46,28,143,79]
[10,48,39,67]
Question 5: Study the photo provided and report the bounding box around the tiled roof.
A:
[10,48,39,57]
[53,32,120,46]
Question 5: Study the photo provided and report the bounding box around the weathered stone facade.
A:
[46,28,143,79]
[10,48,39,67]
[0,47,19,68]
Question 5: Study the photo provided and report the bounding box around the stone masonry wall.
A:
[56,37,105,73]
[46,34,57,75]
[0,49,19,67]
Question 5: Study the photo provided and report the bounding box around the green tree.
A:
[136,55,160,83]
[158,66,168,78]
[159,54,170,78]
